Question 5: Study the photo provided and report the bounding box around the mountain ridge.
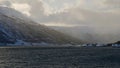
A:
[0,7,82,45]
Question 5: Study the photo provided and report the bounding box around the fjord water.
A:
[0,46,120,68]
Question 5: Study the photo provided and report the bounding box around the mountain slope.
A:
[0,7,82,45]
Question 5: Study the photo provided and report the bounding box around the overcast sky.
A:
[0,0,120,27]
[0,0,120,43]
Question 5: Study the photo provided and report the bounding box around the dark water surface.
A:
[0,46,120,68]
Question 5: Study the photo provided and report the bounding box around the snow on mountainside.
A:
[0,7,82,45]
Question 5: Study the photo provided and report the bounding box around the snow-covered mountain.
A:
[0,7,82,45]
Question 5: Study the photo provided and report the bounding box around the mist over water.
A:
[50,25,120,44]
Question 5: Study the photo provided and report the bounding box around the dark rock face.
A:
[0,7,82,44]
[114,41,120,44]
[0,31,14,43]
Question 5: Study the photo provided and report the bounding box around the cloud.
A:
[0,0,11,7]
[0,0,31,16]
[37,7,120,27]
[0,0,119,27]
[1,0,45,20]
[105,0,120,6]
[11,3,31,16]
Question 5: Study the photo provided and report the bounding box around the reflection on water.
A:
[0,47,120,68]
